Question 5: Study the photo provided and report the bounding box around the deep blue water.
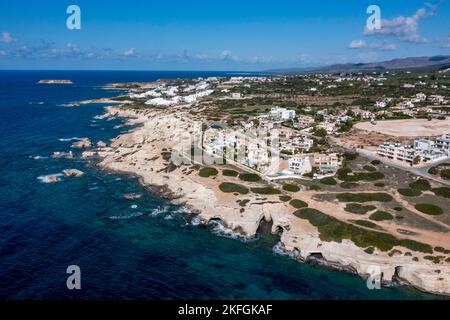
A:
[0,70,437,300]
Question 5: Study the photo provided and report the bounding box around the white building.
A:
[378,143,417,163]
[436,133,450,154]
[414,139,435,153]
[288,156,312,175]
[269,107,296,120]
[375,101,387,108]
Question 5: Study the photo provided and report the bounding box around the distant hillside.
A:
[267,55,450,74]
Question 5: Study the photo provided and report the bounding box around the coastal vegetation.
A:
[340,182,359,189]
[222,169,239,177]
[238,173,261,182]
[219,182,249,195]
[319,177,337,185]
[398,188,422,197]
[250,187,281,195]
[350,220,379,229]
[409,179,431,191]
[344,203,376,214]
[289,199,308,209]
[279,195,292,202]
[432,187,450,198]
[293,208,432,253]
[369,211,394,221]
[336,193,393,203]
[282,184,300,192]
[337,168,384,182]
[199,167,218,177]
[414,203,444,215]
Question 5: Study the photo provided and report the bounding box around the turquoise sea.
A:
[0,70,437,299]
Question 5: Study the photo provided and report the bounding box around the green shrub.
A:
[434,246,450,254]
[399,239,433,254]
[199,167,219,177]
[409,179,431,191]
[309,185,321,191]
[161,151,172,161]
[251,187,281,195]
[320,177,337,185]
[369,211,394,221]
[440,169,450,180]
[238,173,261,182]
[398,188,422,197]
[289,199,308,209]
[219,182,249,195]
[282,184,300,192]
[337,168,384,182]
[415,203,443,215]
[279,195,292,202]
[428,166,438,175]
[371,160,381,165]
[336,193,393,203]
[294,208,433,253]
[393,207,403,211]
[239,199,250,206]
[340,182,359,189]
[222,169,239,177]
[293,208,398,251]
[344,203,376,214]
[432,187,450,198]
[374,182,385,187]
[363,165,377,172]
[364,247,375,254]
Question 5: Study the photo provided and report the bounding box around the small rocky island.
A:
[37,80,73,84]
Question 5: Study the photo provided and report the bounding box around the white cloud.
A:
[219,50,238,61]
[441,34,450,48]
[123,48,136,57]
[363,7,432,43]
[1,32,15,44]
[348,39,396,51]
[349,39,366,49]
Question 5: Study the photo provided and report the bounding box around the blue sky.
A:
[0,0,449,70]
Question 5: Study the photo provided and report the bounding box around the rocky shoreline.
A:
[84,104,450,297]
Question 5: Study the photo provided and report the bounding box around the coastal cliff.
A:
[93,105,450,296]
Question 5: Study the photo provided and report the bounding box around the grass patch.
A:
[309,185,321,191]
[336,193,393,203]
[282,184,300,192]
[337,168,384,182]
[199,167,219,177]
[293,208,398,252]
[431,187,450,198]
[238,173,261,182]
[340,182,359,189]
[440,169,450,180]
[294,208,433,253]
[398,188,422,197]
[344,203,376,214]
[399,239,433,254]
[222,169,238,177]
[250,187,281,195]
[414,203,443,216]
[369,211,394,221]
[279,195,292,202]
[219,182,249,195]
[289,199,308,209]
[409,179,431,191]
[363,165,377,172]
[320,177,337,185]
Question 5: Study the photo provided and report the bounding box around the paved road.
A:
[358,149,450,187]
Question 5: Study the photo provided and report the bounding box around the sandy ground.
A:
[89,105,450,296]
[354,119,450,137]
